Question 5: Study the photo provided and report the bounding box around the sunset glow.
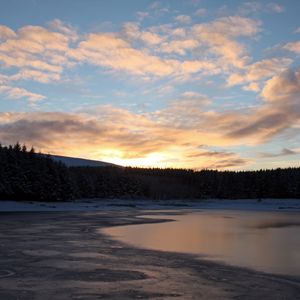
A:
[0,0,299,169]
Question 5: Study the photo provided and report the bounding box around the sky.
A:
[0,0,300,170]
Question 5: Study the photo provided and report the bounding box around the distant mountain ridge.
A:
[49,154,119,168]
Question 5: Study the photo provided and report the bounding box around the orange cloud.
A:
[283,41,300,54]
[122,22,164,45]
[0,25,16,40]
[0,21,76,102]
[242,82,260,92]
[159,39,199,55]
[262,68,300,102]
[71,33,177,77]
[0,25,71,73]
[0,103,248,169]
[0,85,45,102]
[227,58,292,87]
[1,66,299,169]
[192,16,261,68]
[0,16,265,103]
[227,68,300,141]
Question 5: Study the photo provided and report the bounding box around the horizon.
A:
[3,142,300,172]
[47,151,300,171]
[0,0,300,170]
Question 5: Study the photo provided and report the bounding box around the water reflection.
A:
[104,210,300,276]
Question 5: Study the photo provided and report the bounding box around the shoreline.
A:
[0,198,300,212]
[0,210,299,299]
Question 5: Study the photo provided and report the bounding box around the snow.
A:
[0,199,299,212]
[49,154,118,167]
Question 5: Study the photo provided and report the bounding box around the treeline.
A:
[0,143,73,201]
[1,143,300,201]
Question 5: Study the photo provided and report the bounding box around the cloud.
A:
[140,31,163,45]
[148,68,300,148]
[126,15,262,76]
[148,67,300,145]
[107,16,261,81]
[188,150,234,158]
[205,158,250,169]
[159,39,199,55]
[136,11,149,21]
[47,19,78,42]
[149,1,161,10]
[195,8,207,16]
[121,22,140,39]
[193,16,260,37]
[225,68,300,141]
[0,104,249,169]
[258,148,298,158]
[192,16,261,68]
[226,111,291,142]
[261,68,300,102]
[71,30,219,79]
[0,112,101,149]
[0,85,45,102]
[71,33,177,77]
[122,22,164,45]
[174,15,192,24]
[187,149,250,169]
[1,66,300,169]
[0,108,179,159]
[0,21,78,101]
[242,82,260,92]
[266,3,285,13]
[150,92,214,130]
[0,12,299,170]
[238,2,263,15]
[227,57,292,88]
[0,15,263,91]
[238,2,284,15]
[148,1,169,17]
[10,69,61,83]
[283,41,300,54]
[0,25,16,40]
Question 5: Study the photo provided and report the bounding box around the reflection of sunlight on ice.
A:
[104,211,300,276]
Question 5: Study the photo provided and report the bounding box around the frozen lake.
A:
[104,210,300,276]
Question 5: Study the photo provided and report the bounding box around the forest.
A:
[0,143,300,201]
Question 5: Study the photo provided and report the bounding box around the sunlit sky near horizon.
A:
[0,0,300,170]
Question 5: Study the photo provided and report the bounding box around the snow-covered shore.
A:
[0,198,299,212]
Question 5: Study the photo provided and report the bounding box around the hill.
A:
[49,154,119,168]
